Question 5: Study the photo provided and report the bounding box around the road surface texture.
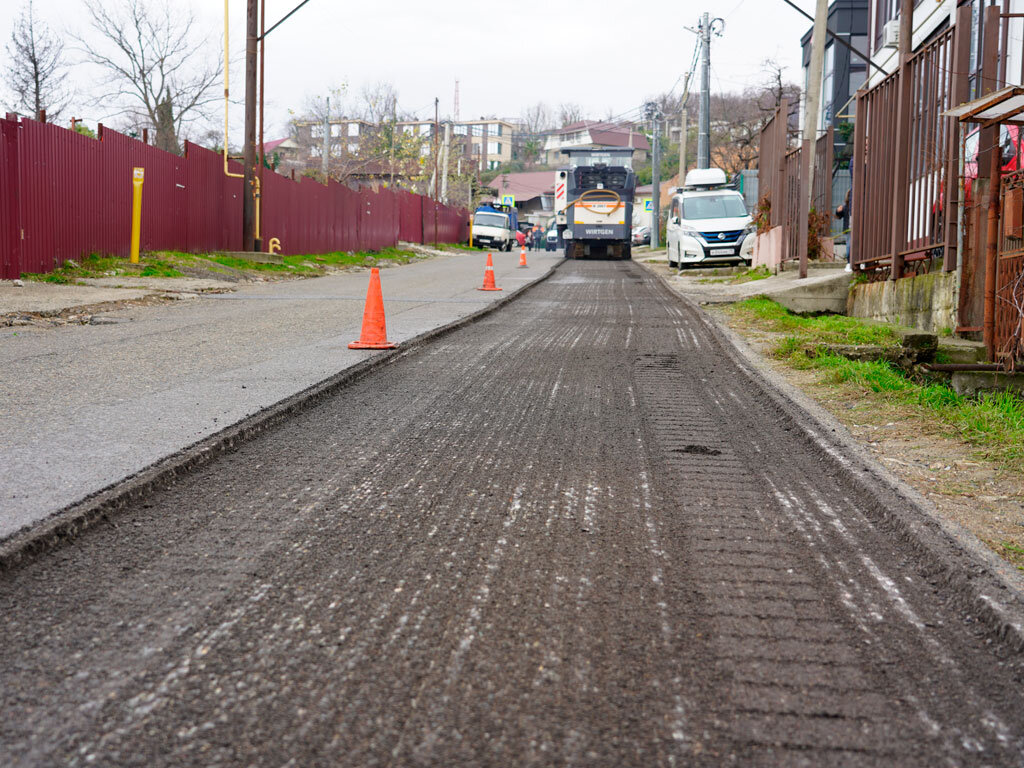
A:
[2,261,1023,767]
[0,250,558,538]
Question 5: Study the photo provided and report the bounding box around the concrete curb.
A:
[0,260,564,573]
[643,263,1024,653]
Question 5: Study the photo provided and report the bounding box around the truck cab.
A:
[666,168,755,268]
[471,202,518,251]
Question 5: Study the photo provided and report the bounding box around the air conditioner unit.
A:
[882,19,900,49]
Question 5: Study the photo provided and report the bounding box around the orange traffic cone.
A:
[349,268,397,349]
[478,253,502,291]
[519,245,528,268]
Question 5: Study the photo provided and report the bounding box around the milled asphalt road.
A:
[0,250,559,539]
[2,260,1023,766]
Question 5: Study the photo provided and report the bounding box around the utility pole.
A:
[441,121,452,203]
[798,0,829,279]
[677,68,690,187]
[698,12,711,169]
[389,102,396,188]
[433,97,439,243]
[646,103,662,249]
[321,96,330,179]
[242,0,258,251]
[888,0,914,282]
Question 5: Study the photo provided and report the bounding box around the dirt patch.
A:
[1,293,200,328]
[709,305,1024,572]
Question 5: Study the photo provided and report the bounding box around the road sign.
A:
[501,194,515,207]
[642,198,653,212]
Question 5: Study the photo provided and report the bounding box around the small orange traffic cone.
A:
[478,253,502,291]
[518,245,528,268]
[349,268,397,349]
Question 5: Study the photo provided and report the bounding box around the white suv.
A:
[666,169,755,268]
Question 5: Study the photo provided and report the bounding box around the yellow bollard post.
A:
[129,167,144,264]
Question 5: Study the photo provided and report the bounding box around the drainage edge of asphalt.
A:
[643,264,1024,654]
[0,261,563,573]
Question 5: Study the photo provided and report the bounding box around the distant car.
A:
[631,226,651,246]
[546,227,559,251]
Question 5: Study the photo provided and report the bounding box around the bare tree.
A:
[757,58,801,116]
[360,81,400,124]
[4,0,69,120]
[76,0,221,153]
[521,102,553,134]
[558,102,583,127]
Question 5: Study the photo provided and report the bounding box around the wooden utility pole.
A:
[888,0,914,281]
[798,0,829,279]
[242,0,258,251]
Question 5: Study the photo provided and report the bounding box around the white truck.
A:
[470,202,517,251]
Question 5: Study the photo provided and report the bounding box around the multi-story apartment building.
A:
[396,118,516,170]
[292,118,377,161]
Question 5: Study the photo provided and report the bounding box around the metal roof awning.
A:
[943,86,1024,129]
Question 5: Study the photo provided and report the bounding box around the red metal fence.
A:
[0,116,470,279]
[757,99,833,264]
[850,20,967,275]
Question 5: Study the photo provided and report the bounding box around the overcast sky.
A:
[1,0,807,141]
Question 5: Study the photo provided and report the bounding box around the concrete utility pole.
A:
[321,96,330,179]
[798,0,829,279]
[888,0,914,282]
[433,97,439,242]
[242,0,258,251]
[647,104,663,249]
[678,108,688,185]
[698,12,711,169]
[441,122,452,203]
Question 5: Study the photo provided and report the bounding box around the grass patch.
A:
[433,242,479,252]
[996,541,1024,570]
[22,247,421,282]
[729,296,899,347]
[729,265,772,284]
[22,253,184,282]
[788,352,1024,470]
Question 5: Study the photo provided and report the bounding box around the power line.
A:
[261,0,316,39]
[777,0,887,76]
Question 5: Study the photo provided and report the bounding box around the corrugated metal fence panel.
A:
[398,190,423,243]
[0,119,20,279]
[0,116,469,273]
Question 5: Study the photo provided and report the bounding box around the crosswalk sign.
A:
[501,194,515,207]
[643,199,653,212]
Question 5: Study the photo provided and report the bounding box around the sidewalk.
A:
[641,256,853,314]
[0,250,561,540]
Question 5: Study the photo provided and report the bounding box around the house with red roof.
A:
[482,170,557,227]
[542,121,649,167]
